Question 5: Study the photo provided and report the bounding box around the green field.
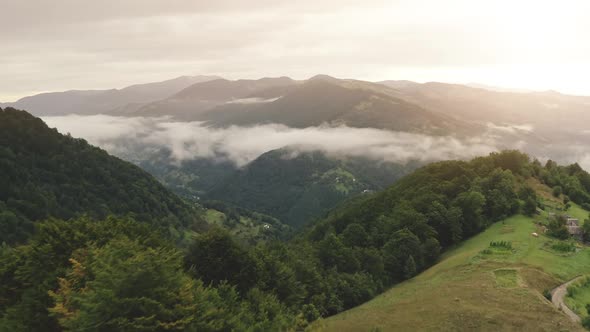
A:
[566,277,590,318]
[314,214,590,331]
[569,203,589,223]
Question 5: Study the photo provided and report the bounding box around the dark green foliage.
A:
[523,197,538,216]
[541,162,590,207]
[139,156,237,198]
[49,237,206,331]
[0,216,171,331]
[543,289,552,301]
[519,185,538,216]
[550,241,576,253]
[489,241,513,249]
[383,229,423,281]
[583,217,590,242]
[403,256,417,279]
[267,150,529,314]
[342,223,369,247]
[301,304,321,322]
[207,148,418,228]
[0,217,296,331]
[201,200,293,242]
[184,228,258,293]
[478,169,519,221]
[548,215,570,240]
[0,108,199,244]
[5,140,590,331]
[553,186,563,197]
[318,233,360,273]
[453,191,486,236]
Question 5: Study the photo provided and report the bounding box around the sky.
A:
[2,0,590,101]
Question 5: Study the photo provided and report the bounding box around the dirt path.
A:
[551,276,584,323]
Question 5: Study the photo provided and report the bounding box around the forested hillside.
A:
[0,108,200,244]
[137,147,419,229]
[208,148,419,228]
[3,115,590,332]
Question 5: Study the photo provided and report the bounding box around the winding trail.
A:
[551,276,584,323]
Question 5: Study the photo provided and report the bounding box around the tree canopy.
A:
[0,108,201,244]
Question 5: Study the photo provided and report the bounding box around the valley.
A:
[4,77,590,331]
[3,2,590,330]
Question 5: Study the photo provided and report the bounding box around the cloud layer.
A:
[43,114,501,167]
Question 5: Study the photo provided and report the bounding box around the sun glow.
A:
[375,0,590,94]
[1,0,589,99]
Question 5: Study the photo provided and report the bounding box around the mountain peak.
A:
[308,74,340,82]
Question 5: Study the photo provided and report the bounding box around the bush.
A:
[567,276,590,298]
[302,304,321,322]
[551,241,576,253]
[548,215,570,240]
[543,289,552,301]
[490,241,512,249]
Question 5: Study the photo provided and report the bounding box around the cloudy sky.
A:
[2,0,590,101]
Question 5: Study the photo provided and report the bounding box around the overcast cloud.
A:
[2,0,590,101]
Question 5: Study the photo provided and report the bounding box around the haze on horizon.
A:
[2,0,590,101]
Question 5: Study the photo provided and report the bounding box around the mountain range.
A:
[8,74,590,143]
[10,73,590,228]
[0,75,220,116]
[3,90,590,331]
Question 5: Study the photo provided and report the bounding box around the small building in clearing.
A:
[567,225,583,241]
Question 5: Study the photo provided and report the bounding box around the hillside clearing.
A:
[315,214,590,331]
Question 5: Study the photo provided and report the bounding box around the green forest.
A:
[3,108,590,331]
[0,108,201,245]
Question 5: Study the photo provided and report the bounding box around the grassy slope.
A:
[566,278,590,318]
[316,213,590,331]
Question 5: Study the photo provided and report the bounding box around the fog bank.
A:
[42,114,590,170]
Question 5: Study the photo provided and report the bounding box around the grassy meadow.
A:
[314,213,590,331]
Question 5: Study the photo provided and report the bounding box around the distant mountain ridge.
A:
[200,76,477,136]
[127,76,298,118]
[1,75,220,116]
[10,74,590,167]
[380,80,590,137]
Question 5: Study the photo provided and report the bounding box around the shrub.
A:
[551,241,576,253]
[543,289,552,301]
[480,249,492,255]
[553,186,563,197]
[490,241,512,249]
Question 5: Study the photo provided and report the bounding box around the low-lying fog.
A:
[43,114,590,170]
